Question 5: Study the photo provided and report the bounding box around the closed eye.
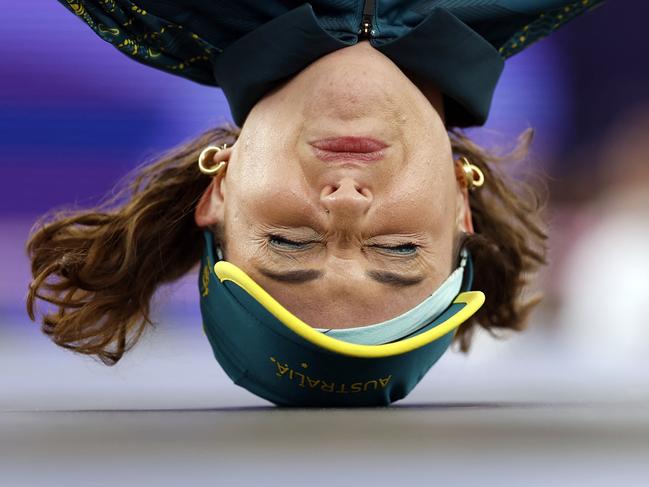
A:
[268,234,419,257]
[268,234,322,252]
[372,243,418,256]
[269,235,308,249]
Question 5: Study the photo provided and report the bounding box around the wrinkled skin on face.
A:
[196,41,473,329]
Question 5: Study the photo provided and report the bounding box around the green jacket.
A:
[58,0,605,127]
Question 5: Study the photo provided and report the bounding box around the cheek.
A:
[231,134,305,204]
[392,161,457,214]
[222,182,314,270]
[229,125,302,198]
[373,162,458,247]
[227,173,313,231]
[237,91,303,164]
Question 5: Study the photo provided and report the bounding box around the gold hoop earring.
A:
[198,144,229,176]
[460,156,485,190]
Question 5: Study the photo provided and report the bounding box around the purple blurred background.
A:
[2,1,649,411]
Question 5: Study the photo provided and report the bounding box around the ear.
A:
[194,147,232,227]
[454,159,475,234]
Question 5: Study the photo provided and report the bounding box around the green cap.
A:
[199,230,484,407]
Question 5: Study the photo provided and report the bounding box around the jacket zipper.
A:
[359,0,375,39]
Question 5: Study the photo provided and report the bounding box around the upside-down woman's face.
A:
[196,41,473,329]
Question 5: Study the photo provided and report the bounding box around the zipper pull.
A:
[359,0,375,39]
[360,19,372,37]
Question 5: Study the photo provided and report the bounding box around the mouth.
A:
[309,136,388,162]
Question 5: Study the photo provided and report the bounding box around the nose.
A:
[320,178,373,221]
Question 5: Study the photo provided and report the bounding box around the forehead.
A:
[243,265,441,329]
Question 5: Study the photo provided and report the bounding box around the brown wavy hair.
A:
[450,127,547,351]
[26,124,546,365]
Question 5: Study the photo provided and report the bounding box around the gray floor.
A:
[2,307,649,486]
[3,403,649,486]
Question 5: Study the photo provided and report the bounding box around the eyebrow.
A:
[366,270,426,287]
[257,268,322,283]
[257,268,425,287]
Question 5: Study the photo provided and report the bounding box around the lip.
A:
[309,137,388,163]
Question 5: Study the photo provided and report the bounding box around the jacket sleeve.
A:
[56,0,230,87]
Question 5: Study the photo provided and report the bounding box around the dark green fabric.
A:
[58,0,605,127]
[199,230,472,407]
